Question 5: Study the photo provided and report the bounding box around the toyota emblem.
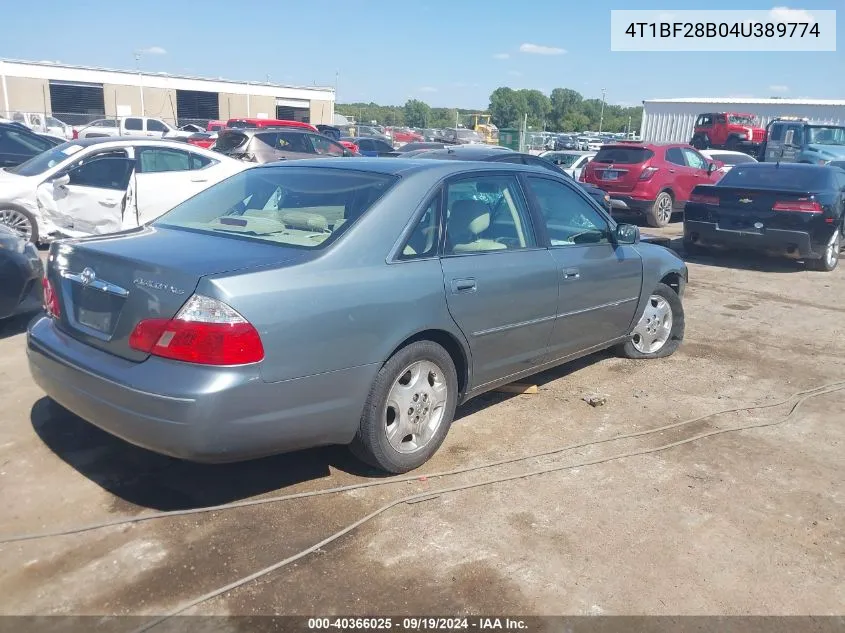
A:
[80,267,96,286]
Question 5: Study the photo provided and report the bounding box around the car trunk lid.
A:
[47,226,306,362]
[583,145,654,192]
[694,186,825,233]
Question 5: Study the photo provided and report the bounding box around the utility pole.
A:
[599,88,606,134]
[133,51,145,116]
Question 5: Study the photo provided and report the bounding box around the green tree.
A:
[521,89,552,129]
[550,88,583,129]
[489,87,528,128]
[403,99,431,128]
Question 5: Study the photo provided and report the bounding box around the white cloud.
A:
[139,46,167,55]
[769,84,789,92]
[519,43,566,55]
[418,86,438,93]
[493,53,510,59]
[508,70,523,77]
[769,7,815,22]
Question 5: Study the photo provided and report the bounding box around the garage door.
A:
[49,80,105,126]
[175,89,220,127]
[276,106,310,123]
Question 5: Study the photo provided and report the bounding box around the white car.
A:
[539,150,596,179]
[11,112,73,139]
[699,149,758,174]
[0,138,247,243]
[74,116,191,140]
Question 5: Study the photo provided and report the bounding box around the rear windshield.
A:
[707,152,757,165]
[593,146,654,164]
[214,131,249,152]
[718,166,831,190]
[155,167,398,249]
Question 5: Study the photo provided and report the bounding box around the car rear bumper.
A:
[607,195,654,212]
[27,316,378,463]
[684,220,825,258]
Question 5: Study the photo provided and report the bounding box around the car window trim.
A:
[519,172,616,250]
[388,187,445,264]
[439,169,542,258]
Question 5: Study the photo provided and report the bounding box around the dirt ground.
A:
[0,225,843,622]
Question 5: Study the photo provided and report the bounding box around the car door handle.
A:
[562,268,580,280]
[190,178,208,183]
[99,199,119,207]
[451,278,477,293]
[668,169,676,173]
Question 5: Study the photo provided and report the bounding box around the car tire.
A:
[806,230,841,272]
[725,136,740,151]
[691,135,708,150]
[620,283,685,360]
[646,191,674,228]
[0,206,39,244]
[350,340,459,474]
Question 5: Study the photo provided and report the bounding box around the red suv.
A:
[580,142,722,227]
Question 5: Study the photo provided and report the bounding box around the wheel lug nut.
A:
[413,394,419,402]
[408,408,414,415]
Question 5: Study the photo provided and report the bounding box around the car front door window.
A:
[525,176,610,246]
[682,148,707,170]
[66,150,132,189]
[310,135,345,156]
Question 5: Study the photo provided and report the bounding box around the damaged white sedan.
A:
[0,138,247,243]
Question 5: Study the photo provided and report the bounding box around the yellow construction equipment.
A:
[471,114,499,145]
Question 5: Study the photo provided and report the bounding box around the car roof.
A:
[47,137,222,152]
[256,156,557,177]
[727,162,831,171]
[414,146,515,161]
[221,127,314,135]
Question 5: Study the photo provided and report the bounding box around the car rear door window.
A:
[310,134,345,156]
[665,147,686,166]
[400,193,441,260]
[276,132,313,153]
[525,177,610,247]
[357,139,374,152]
[124,118,143,131]
[137,147,192,173]
[444,174,535,254]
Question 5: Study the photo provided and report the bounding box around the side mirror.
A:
[615,223,639,245]
[53,173,70,187]
[343,150,354,157]
[707,161,717,174]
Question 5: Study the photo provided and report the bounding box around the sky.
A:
[1,0,842,109]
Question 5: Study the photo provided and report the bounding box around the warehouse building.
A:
[0,59,335,127]
[642,98,845,143]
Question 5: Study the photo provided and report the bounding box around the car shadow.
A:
[455,350,613,421]
[682,246,806,273]
[0,312,38,340]
[30,398,385,512]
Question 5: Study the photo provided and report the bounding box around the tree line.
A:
[336,87,643,134]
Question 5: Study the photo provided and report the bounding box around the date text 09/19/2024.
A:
[307,617,529,630]
[624,21,821,38]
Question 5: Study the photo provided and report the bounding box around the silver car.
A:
[28,159,687,473]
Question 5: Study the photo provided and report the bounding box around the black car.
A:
[0,224,43,320]
[343,136,395,157]
[553,135,580,151]
[412,146,612,212]
[684,163,845,271]
[0,122,58,168]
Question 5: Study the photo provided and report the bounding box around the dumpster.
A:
[499,128,521,151]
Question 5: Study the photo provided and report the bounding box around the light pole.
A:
[598,88,606,134]
[133,51,145,117]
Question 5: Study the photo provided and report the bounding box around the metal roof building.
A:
[0,59,335,127]
[642,98,845,143]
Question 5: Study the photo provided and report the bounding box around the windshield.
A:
[155,167,398,249]
[543,152,582,167]
[6,141,84,176]
[718,166,830,190]
[728,115,759,125]
[807,126,845,146]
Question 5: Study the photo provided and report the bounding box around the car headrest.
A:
[450,199,490,236]
[281,211,328,232]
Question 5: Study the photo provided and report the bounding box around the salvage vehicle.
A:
[73,116,180,140]
[759,117,845,165]
[0,224,42,321]
[690,112,766,154]
[215,128,355,163]
[0,121,59,169]
[683,163,845,271]
[581,142,723,227]
[699,149,756,174]
[0,138,246,243]
[28,158,687,473]
[11,112,73,139]
[226,118,318,132]
[414,145,612,212]
[539,150,596,179]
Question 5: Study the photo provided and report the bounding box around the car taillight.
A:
[639,166,658,180]
[42,277,60,318]
[129,295,264,365]
[772,200,823,213]
[689,193,720,205]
